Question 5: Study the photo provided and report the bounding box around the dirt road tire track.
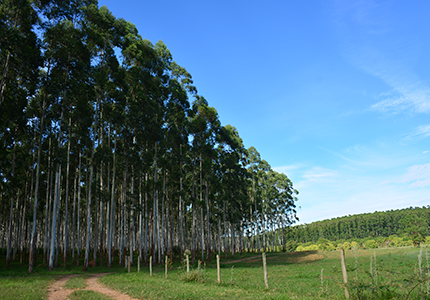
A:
[47,273,139,300]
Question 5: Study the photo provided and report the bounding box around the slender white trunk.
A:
[178,144,184,255]
[29,99,46,272]
[99,161,104,267]
[71,165,77,264]
[76,151,82,265]
[63,118,71,266]
[200,207,204,261]
[130,166,134,265]
[0,50,11,102]
[44,139,52,265]
[84,95,100,270]
[191,160,196,264]
[205,179,211,259]
[199,155,203,261]
[49,164,61,270]
[144,173,148,264]
[6,140,16,268]
[161,169,166,260]
[153,142,158,263]
[223,201,227,258]
[108,128,116,267]
[139,173,142,264]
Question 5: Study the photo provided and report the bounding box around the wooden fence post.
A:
[186,254,190,274]
[150,256,152,276]
[262,252,269,289]
[165,255,168,279]
[340,248,350,299]
[217,254,221,284]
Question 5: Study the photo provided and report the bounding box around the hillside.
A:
[285,206,429,243]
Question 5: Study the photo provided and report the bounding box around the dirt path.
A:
[47,274,80,300]
[223,255,262,264]
[47,273,139,300]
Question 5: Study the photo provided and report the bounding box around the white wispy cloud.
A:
[273,164,301,174]
[403,125,430,142]
[331,0,430,115]
[302,167,336,181]
[382,163,430,188]
[371,89,430,114]
[277,140,430,224]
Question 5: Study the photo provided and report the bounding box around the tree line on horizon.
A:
[0,0,299,272]
[285,206,429,245]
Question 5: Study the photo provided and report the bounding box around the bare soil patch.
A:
[286,252,324,264]
[47,273,139,300]
[223,255,262,264]
[47,274,80,300]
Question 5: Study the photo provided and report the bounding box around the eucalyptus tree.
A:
[188,96,221,261]
[0,0,302,271]
[216,125,248,257]
[0,0,42,268]
[81,2,127,270]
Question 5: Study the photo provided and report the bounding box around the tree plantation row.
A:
[286,206,429,245]
[0,0,299,272]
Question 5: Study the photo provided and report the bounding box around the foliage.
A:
[400,214,427,247]
[0,0,299,272]
[286,206,430,245]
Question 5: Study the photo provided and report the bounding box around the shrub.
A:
[286,240,298,252]
[364,239,378,249]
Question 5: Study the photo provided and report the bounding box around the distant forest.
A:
[285,206,430,243]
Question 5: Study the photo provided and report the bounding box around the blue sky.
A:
[98,0,430,224]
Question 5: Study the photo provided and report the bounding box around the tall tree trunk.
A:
[119,158,128,267]
[0,51,11,102]
[138,172,142,265]
[84,96,100,270]
[129,165,134,265]
[6,140,16,268]
[205,178,211,260]
[44,138,52,266]
[153,142,158,264]
[223,200,227,259]
[99,162,104,267]
[29,98,46,272]
[71,165,77,264]
[108,128,116,267]
[161,169,166,261]
[49,164,61,271]
[178,144,184,258]
[76,151,82,266]
[191,159,196,264]
[144,173,148,265]
[63,118,71,266]
[200,207,204,261]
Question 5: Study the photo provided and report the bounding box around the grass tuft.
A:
[64,275,89,289]
[68,290,113,300]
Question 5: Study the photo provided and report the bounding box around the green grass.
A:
[1,247,430,299]
[68,290,113,300]
[64,275,90,289]
[99,247,430,299]
[0,276,53,300]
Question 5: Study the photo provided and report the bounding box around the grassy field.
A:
[99,246,430,299]
[1,247,430,299]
